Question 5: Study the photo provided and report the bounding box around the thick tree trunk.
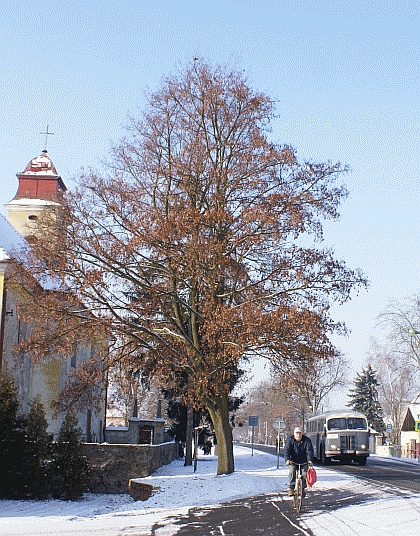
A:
[207,391,234,475]
[184,401,193,466]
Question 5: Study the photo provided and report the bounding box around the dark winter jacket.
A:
[284,434,314,464]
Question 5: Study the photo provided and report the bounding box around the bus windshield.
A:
[348,418,367,430]
[327,417,367,431]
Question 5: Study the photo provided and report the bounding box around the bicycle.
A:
[290,461,308,513]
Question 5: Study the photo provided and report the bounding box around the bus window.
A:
[327,418,346,430]
[348,418,367,430]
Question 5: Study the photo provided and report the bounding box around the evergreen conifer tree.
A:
[24,396,54,498]
[0,372,26,498]
[51,410,90,500]
[347,364,386,434]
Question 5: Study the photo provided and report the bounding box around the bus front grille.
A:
[340,435,357,451]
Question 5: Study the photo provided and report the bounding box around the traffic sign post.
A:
[272,418,286,468]
[248,416,259,456]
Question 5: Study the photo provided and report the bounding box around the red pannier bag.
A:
[306,466,317,488]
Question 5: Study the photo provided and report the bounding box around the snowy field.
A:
[0,445,419,535]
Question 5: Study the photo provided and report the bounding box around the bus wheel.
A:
[357,456,367,466]
[321,447,330,465]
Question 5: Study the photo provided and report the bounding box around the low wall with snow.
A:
[84,441,178,494]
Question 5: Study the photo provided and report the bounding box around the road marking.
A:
[270,500,311,535]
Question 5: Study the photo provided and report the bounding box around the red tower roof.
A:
[21,150,59,176]
[10,150,67,203]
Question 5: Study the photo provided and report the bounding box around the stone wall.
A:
[84,441,178,494]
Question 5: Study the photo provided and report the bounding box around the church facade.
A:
[0,151,107,441]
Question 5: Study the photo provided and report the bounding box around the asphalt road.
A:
[150,444,420,535]
[241,442,420,493]
[151,463,391,536]
[152,490,317,535]
[316,454,420,493]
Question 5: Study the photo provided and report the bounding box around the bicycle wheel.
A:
[292,484,298,510]
[295,477,303,513]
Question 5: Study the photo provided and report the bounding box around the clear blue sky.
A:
[1,0,419,388]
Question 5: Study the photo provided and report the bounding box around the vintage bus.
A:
[306,410,370,465]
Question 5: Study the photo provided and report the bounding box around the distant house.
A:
[0,150,107,441]
[400,394,420,455]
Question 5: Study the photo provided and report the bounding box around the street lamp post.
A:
[408,328,420,367]
[408,328,420,462]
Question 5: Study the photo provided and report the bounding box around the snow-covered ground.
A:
[0,445,419,535]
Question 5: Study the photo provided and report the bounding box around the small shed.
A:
[105,417,166,445]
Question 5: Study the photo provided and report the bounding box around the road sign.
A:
[249,416,259,427]
[386,423,392,431]
[272,418,286,431]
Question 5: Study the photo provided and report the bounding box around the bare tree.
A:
[107,361,155,425]
[274,352,349,414]
[368,339,418,443]
[234,380,293,443]
[12,58,366,475]
[378,296,420,370]
[238,352,349,440]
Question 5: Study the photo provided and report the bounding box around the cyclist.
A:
[284,426,314,496]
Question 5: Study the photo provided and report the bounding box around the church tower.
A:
[4,150,67,238]
[1,148,106,440]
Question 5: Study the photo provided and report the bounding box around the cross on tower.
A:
[40,125,54,151]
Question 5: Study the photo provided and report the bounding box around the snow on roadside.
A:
[0,446,288,535]
[0,445,419,535]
